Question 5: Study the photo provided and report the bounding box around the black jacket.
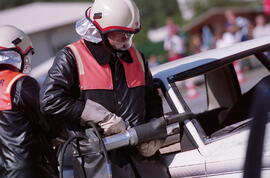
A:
[40,40,163,128]
[0,72,57,178]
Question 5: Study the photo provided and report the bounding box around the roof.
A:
[182,7,263,34]
[0,2,90,34]
[151,36,270,81]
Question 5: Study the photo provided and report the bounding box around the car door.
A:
[204,128,250,178]
[163,145,206,177]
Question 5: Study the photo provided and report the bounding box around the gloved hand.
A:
[98,114,126,136]
[137,139,164,157]
[81,99,126,135]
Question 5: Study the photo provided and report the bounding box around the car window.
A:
[238,56,270,94]
[178,76,207,114]
[171,54,270,138]
[157,88,173,115]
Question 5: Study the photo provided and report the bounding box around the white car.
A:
[153,36,270,178]
[32,36,270,178]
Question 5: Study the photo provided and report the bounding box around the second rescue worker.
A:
[0,25,58,178]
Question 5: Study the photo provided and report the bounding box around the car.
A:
[31,36,270,178]
[152,36,270,178]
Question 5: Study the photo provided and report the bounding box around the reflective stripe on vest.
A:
[0,70,26,111]
[67,40,145,90]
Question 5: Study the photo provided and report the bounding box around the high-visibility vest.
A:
[67,40,145,90]
[0,70,26,111]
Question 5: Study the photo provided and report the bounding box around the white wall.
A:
[30,23,80,68]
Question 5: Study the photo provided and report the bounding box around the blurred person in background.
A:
[163,17,185,61]
[0,25,58,178]
[201,25,215,50]
[165,17,180,36]
[224,9,250,43]
[220,10,248,83]
[189,34,203,54]
[40,0,170,177]
[252,14,270,39]
[184,34,202,100]
[253,14,270,57]
[215,25,237,48]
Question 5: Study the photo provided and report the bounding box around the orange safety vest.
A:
[67,40,145,90]
[0,70,26,111]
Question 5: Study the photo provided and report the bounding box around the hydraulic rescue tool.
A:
[102,112,194,151]
[59,112,194,178]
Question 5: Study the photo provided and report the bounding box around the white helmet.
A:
[0,25,34,73]
[86,0,141,34]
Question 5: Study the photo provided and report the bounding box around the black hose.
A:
[58,122,112,178]
[59,135,88,178]
[87,122,112,178]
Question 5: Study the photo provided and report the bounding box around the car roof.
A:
[151,36,270,81]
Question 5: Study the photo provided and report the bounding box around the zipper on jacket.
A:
[109,55,118,114]
[113,58,121,114]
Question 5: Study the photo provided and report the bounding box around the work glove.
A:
[98,114,126,136]
[137,139,164,157]
[81,99,126,135]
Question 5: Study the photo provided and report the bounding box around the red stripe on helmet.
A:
[0,46,33,55]
[16,45,33,55]
[93,21,136,33]
[0,46,8,50]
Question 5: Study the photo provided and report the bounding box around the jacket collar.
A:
[84,40,133,65]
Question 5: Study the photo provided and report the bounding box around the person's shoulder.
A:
[53,45,76,64]
[12,74,39,96]
[54,40,81,58]
[56,45,73,56]
[18,75,38,86]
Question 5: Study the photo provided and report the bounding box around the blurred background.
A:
[0,0,269,76]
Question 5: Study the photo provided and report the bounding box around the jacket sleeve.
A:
[12,76,44,129]
[16,76,41,118]
[40,48,85,122]
[142,54,163,120]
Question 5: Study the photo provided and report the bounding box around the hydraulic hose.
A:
[59,135,87,178]
[58,122,112,178]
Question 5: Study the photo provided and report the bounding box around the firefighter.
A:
[40,0,170,177]
[0,25,58,178]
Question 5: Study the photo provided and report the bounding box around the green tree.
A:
[134,0,181,45]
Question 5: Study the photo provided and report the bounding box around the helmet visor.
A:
[0,50,22,70]
[75,17,102,43]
